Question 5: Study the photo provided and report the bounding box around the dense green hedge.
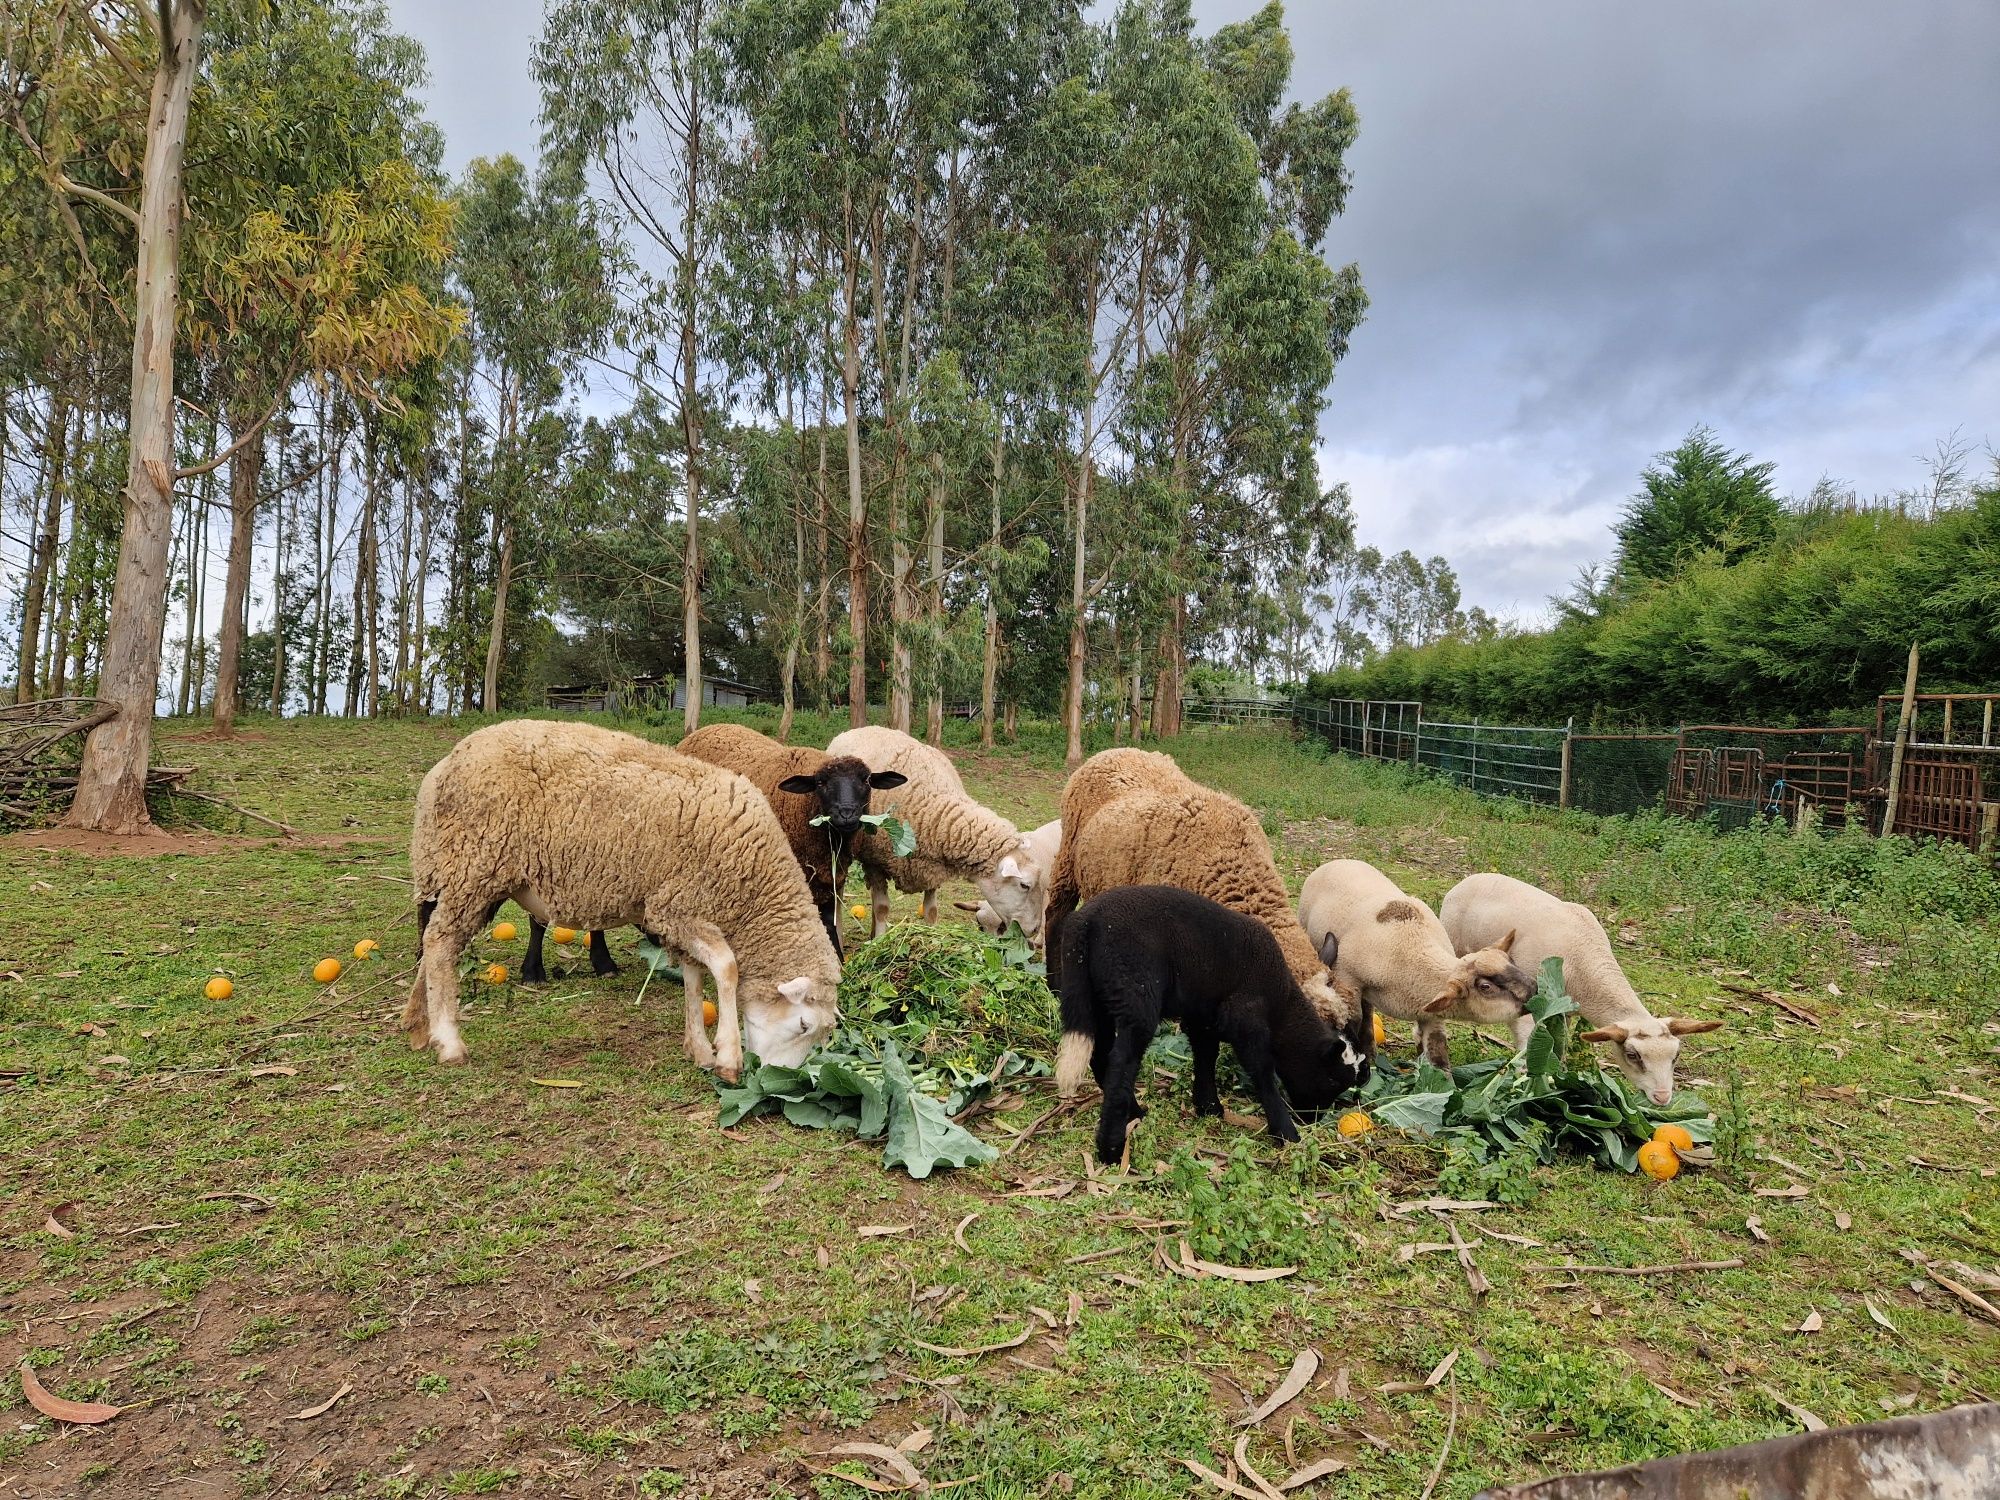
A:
[1307,488,2000,727]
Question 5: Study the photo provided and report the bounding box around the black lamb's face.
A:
[1290,999,1375,1122]
[780,760,906,838]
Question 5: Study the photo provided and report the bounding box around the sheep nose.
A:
[1649,1089,1673,1105]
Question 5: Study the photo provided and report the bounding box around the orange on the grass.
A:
[1372,1013,1387,1047]
[849,903,869,921]
[204,976,234,1002]
[491,921,518,942]
[312,958,342,984]
[701,999,719,1028]
[1652,1123,1695,1154]
[551,926,579,945]
[483,963,508,985]
[1637,1140,1680,1180]
[353,939,379,960]
[1337,1111,1373,1138]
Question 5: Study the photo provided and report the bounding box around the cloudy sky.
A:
[388,0,2000,622]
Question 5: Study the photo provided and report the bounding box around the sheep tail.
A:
[1053,920,1095,1099]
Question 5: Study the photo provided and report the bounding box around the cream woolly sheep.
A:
[1439,872,1723,1104]
[678,722,907,957]
[1297,859,1535,1069]
[956,819,1061,941]
[1042,748,1363,1029]
[405,720,839,1081]
[822,725,1040,938]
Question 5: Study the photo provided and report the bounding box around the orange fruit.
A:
[1652,1123,1695,1154]
[1637,1140,1680,1180]
[1372,1013,1387,1047]
[491,922,518,942]
[483,963,508,985]
[312,958,342,984]
[701,999,719,1028]
[353,939,379,961]
[204,976,234,1002]
[849,904,869,921]
[1337,1111,1373,1138]
[551,926,579,945]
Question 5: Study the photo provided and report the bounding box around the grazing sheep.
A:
[956,818,1061,941]
[1440,872,1724,1104]
[679,722,907,957]
[1298,859,1536,1068]
[1042,748,1360,1028]
[405,719,839,1081]
[1055,885,1374,1163]
[822,725,1040,938]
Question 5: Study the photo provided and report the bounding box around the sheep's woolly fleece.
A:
[678,721,852,901]
[823,725,1023,891]
[406,719,837,1037]
[1054,749,1362,1025]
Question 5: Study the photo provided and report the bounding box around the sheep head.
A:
[1283,992,1375,1120]
[744,973,838,1068]
[1579,1016,1723,1105]
[779,756,906,839]
[1425,936,1537,1022]
[976,839,1045,939]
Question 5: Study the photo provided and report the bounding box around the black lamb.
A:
[1054,884,1375,1164]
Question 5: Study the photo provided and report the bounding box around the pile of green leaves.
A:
[1358,958,1712,1175]
[714,923,1056,1178]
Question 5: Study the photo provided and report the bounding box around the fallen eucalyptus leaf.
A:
[1238,1349,1318,1428]
[287,1382,353,1420]
[19,1363,120,1425]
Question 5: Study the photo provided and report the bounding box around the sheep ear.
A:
[952,900,982,913]
[868,770,908,790]
[1668,1017,1724,1036]
[777,774,818,795]
[1316,932,1339,967]
[776,976,814,1004]
[1579,1026,1628,1044]
[1496,927,1517,955]
[998,854,1023,880]
[1423,980,1465,1014]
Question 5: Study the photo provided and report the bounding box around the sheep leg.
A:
[682,922,743,1082]
[1041,880,1080,989]
[1187,1024,1223,1117]
[1230,1029,1300,1144]
[410,904,479,1065]
[1417,1017,1453,1070]
[415,899,435,960]
[522,919,549,985]
[919,889,938,923]
[677,952,718,1072]
[1093,1017,1157,1166]
[588,930,619,976]
[868,869,891,938]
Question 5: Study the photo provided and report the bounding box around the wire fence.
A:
[1184,694,1998,853]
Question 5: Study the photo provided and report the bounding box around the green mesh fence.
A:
[1570,735,1676,817]
[1415,720,1565,803]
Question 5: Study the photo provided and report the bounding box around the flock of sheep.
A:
[401,722,1722,1156]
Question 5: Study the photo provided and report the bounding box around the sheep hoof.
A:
[405,1024,431,1050]
[436,1043,469,1066]
[715,1063,742,1085]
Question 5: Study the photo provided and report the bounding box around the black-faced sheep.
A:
[1440,872,1723,1104]
[679,722,907,957]
[1042,748,1360,1028]
[822,725,1040,937]
[1298,860,1536,1068]
[405,720,839,1081]
[1055,885,1374,1163]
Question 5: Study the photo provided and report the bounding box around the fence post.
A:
[1881,642,1920,837]
[1362,701,1373,761]
[1414,702,1424,772]
[1559,717,1574,809]
[1471,718,1481,796]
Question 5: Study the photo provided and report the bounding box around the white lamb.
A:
[407,720,839,1081]
[1297,860,1536,1068]
[1439,872,1722,1105]
[823,726,1041,938]
[957,819,1061,942]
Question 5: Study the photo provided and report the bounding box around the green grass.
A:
[3,712,1997,1497]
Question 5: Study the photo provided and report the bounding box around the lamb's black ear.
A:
[868,770,909,790]
[1316,931,1338,968]
[777,774,818,795]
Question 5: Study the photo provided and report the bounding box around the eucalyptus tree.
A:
[537,0,731,727]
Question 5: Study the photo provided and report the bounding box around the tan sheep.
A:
[822,725,1040,937]
[1042,748,1361,1030]
[678,722,907,957]
[1439,872,1723,1104]
[405,719,838,1081]
[956,818,1061,942]
[1297,859,1535,1068]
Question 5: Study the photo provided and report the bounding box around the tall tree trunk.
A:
[483,520,513,712]
[1152,592,1185,737]
[66,0,205,834]
[17,392,70,703]
[392,474,414,712]
[678,55,706,733]
[269,463,287,716]
[813,403,831,710]
[176,470,199,717]
[410,489,435,715]
[980,429,1003,750]
[50,412,92,698]
[210,404,260,732]
[344,426,377,716]
[842,183,868,728]
[1064,300,1100,771]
